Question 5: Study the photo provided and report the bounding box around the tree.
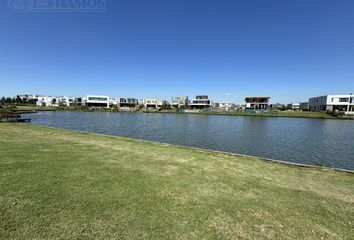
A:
[51,98,57,106]
[16,95,23,104]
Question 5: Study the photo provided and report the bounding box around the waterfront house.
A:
[118,98,139,108]
[58,96,75,106]
[189,95,211,109]
[85,95,110,108]
[36,96,60,107]
[300,102,309,110]
[142,99,169,109]
[245,97,270,110]
[110,98,119,106]
[287,103,300,111]
[309,94,354,114]
[171,96,189,108]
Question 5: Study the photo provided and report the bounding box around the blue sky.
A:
[0,0,354,103]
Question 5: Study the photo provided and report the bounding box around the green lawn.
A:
[0,123,353,239]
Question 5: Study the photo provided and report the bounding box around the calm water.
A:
[27,111,354,170]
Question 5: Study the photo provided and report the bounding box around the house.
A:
[58,96,75,106]
[85,95,110,108]
[287,103,300,111]
[17,93,39,101]
[215,102,233,111]
[142,99,169,109]
[189,95,211,109]
[269,103,285,110]
[309,94,354,114]
[74,97,85,106]
[300,102,309,110]
[245,97,270,110]
[36,96,60,107]
[118,98,139,108]
[171,96,189,108]
[110,98,119,106]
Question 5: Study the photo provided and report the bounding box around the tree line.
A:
[0,96,37,105]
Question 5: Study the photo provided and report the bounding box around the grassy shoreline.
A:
[1,123,353,239]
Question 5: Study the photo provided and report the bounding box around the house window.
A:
[339,98,349,102]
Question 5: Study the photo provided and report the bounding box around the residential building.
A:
[300,102,309,110]
[17,93,39,101]
[36,96,60,107]
[287,103,300,111]
[58,96,75,106]
[110,98,119,106]
[270,103,285,110]
[309,94,354,114]
[245,97,270,110]
[215,102,233,111]
[142,99,169,109]
[74,97,85,106]
[189,95,211,109]
[170,96,189,108]
[118,98,139,108]
[85,95,110,108]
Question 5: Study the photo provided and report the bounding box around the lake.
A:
[27,111,354,170]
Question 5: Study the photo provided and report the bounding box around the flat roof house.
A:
[189,95,211,109]
[85,95,109,108]
[245,97,270,110]
[309,94,354,114]
[300,102,309,110]
[171,96,189,108]
[287,103,300,111]
[119,98,139,108]
[143,99,169,109]
[36,96,60,107]
[59,96,75,106]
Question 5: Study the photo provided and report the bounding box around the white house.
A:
[142,99,168,109]
[85,95,110,108]
[171,96,189,108]
[309,94,354,114]
[189,95,212,109]
[36,96,60,107]
[58,96,75,106]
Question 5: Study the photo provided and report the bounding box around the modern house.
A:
[17,93,39,101]
[142,99,169,109]
[309,94,354,114]
[245,97,270,110]
[215,102,233,111]
[74,97,85,106]
[300,102,309,110]
[109,98,119,106]
[85,95,110,108]
[170,96,189,108]
[269,103,285,110]
[287,103,300,111]
[189,95,211,109]
[58,96,75,106]
[36,96,60,107]
[118,98,139,108]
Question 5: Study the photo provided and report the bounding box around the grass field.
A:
[0,123,353,239]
